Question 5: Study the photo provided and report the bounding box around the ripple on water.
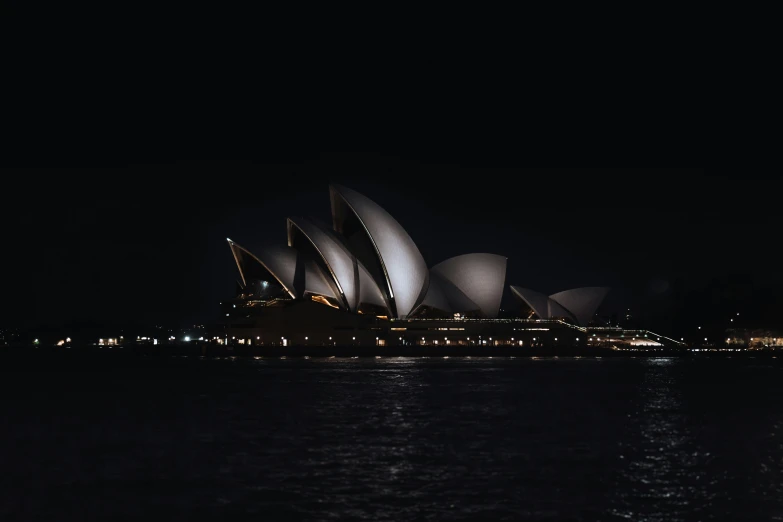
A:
[1,357,783,521]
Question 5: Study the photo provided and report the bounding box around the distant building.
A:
[726,328,783,349]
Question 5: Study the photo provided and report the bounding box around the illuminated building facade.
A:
[221,184,673,348]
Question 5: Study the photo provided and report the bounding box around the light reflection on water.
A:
[1,357,782,521]
[609,358,718,521]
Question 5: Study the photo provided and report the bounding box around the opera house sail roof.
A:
[329,184,429,319]
[510,286,610,326]
[429,253,507,319]
[287,216,386,313]
[226,184,609,324]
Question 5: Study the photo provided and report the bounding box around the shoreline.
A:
[1,345,779,359]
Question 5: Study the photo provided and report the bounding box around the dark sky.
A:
[2,155,778,334]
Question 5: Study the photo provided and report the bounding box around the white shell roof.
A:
[227,240,297,299]
[509,286,575,322]
[330,184,428,318]
[549,287,609,326]
[288,216,387,313]
[431,254,507,318]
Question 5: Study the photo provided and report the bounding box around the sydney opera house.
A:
[221,185,676,348]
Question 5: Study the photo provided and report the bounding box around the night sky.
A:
[2,156,778,335]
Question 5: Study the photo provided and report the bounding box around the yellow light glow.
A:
[310,295,340,309]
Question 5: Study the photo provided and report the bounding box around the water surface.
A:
[1,356,781,521]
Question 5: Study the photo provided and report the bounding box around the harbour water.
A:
[1,356,782,521]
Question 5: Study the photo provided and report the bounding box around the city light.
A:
[184,336,190,342]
